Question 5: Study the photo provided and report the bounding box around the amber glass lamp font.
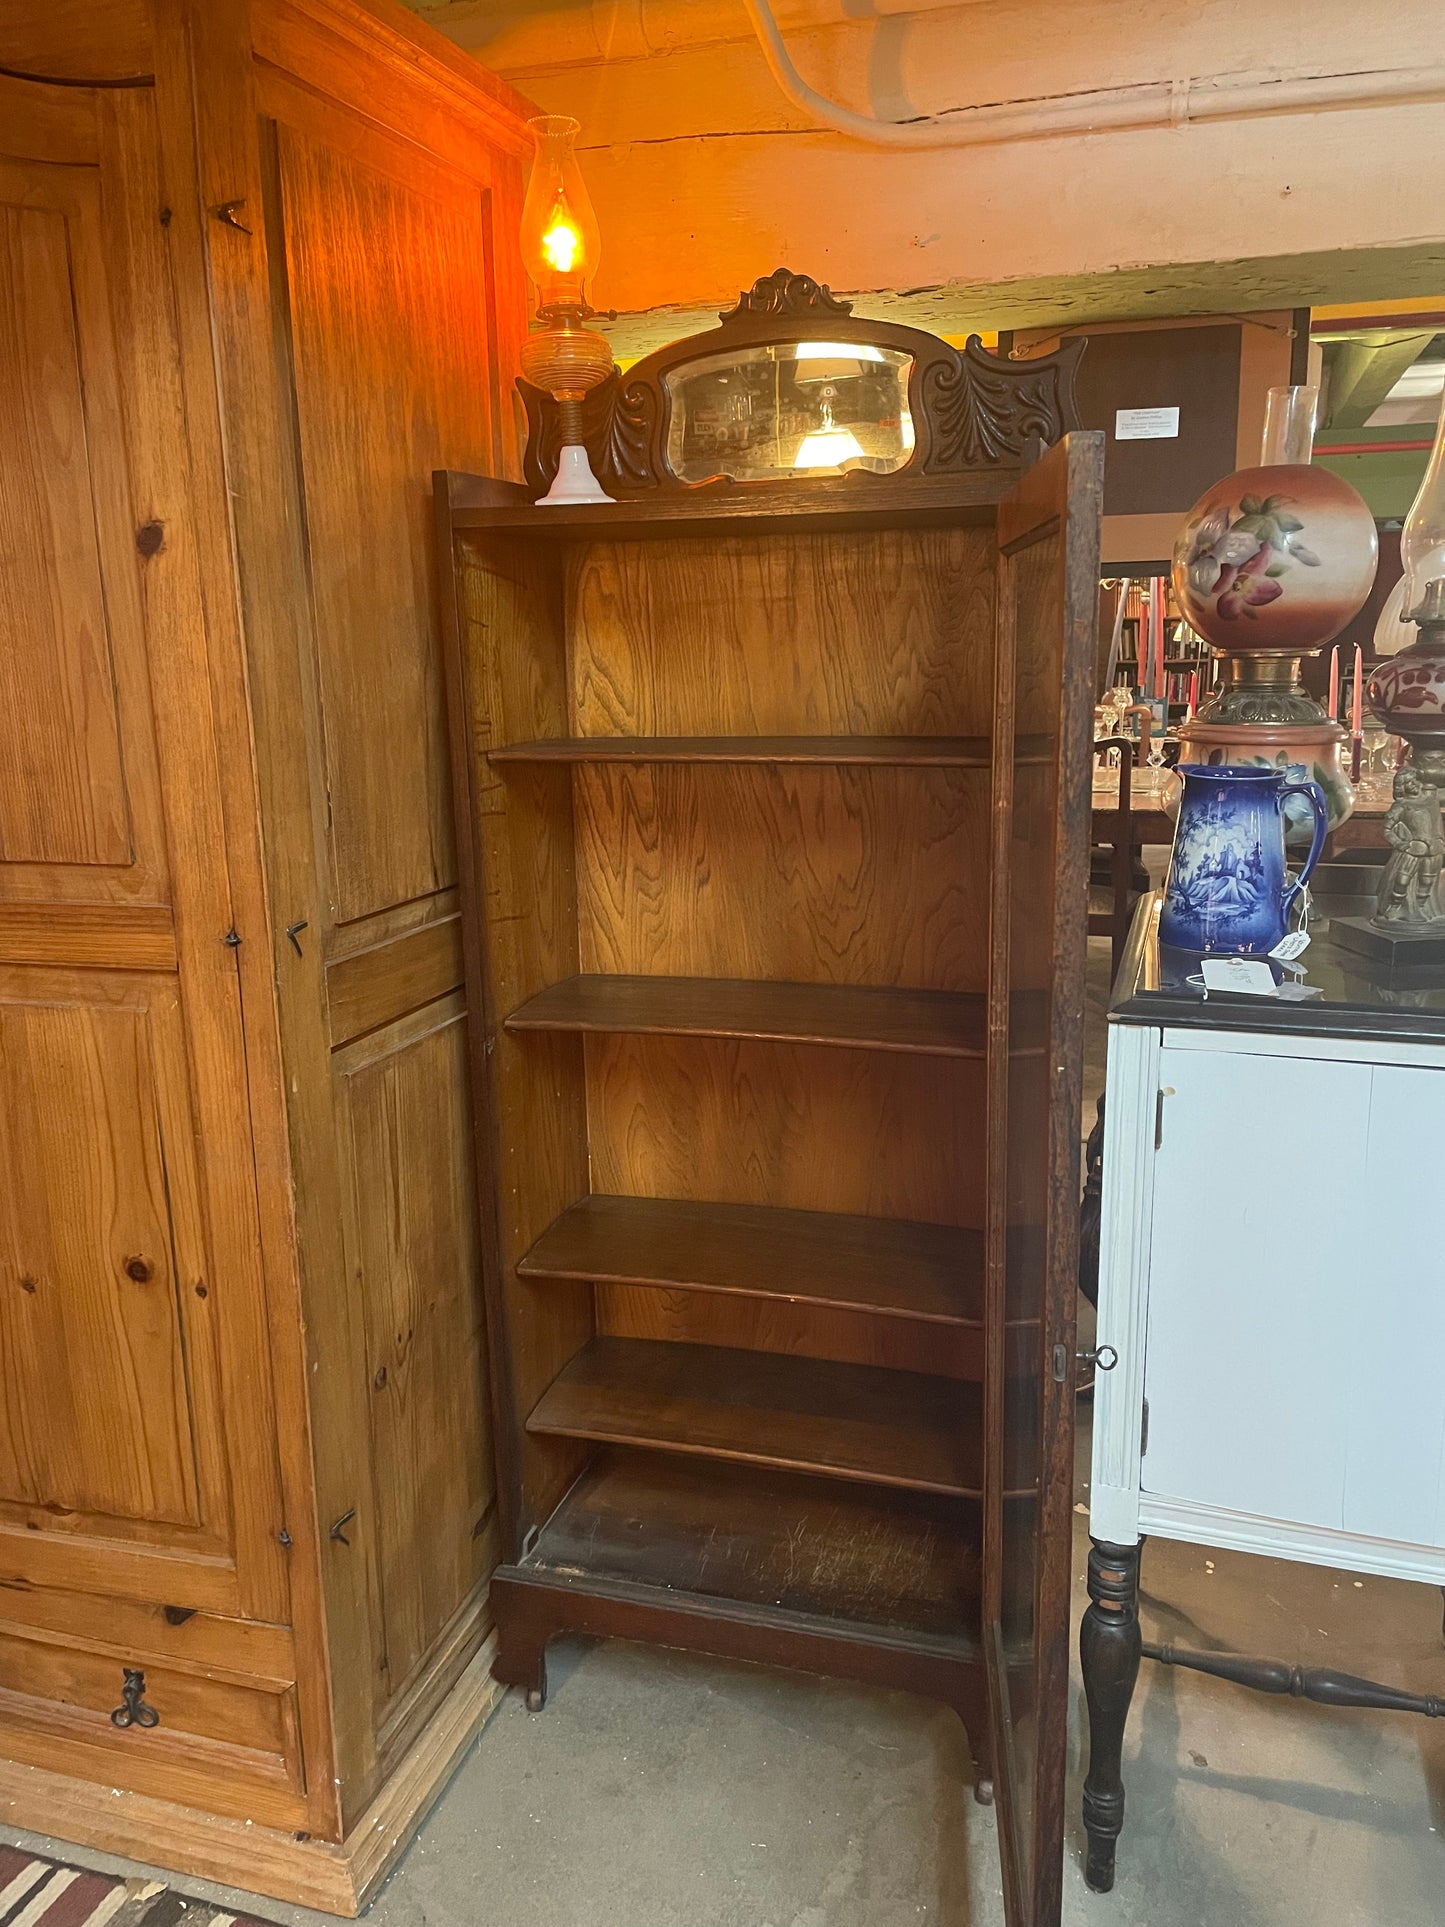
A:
[519,116,614,505]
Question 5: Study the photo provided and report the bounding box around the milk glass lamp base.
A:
[538,442,613,505]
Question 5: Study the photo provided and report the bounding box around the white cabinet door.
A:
[1345,1061,1445,1546]
[1140,1042,1445,1546]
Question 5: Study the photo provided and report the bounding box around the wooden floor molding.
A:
[0,1637,504,1917]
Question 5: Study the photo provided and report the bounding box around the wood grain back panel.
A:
[0,154,165,909]
[273,122,501,927]
[568,528,996,738]
[575,763,990,991]
[587,1033,985,1227]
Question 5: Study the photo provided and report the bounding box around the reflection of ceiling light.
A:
[794,426,865,470]
[794,341,886,363]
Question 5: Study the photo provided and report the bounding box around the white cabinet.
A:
[1092,1022,1445,1583]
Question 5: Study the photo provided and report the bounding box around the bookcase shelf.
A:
[518,1194,985,1325]
[489,734,993,767]
[528,1336,984,1497]
[505,973,989,1057]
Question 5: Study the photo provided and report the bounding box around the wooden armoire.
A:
[0,0,527,1908]
[437,275,1103,1927]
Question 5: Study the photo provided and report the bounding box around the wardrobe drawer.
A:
[0,1622,307,1828]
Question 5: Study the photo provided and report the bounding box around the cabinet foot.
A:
[973,1775,994,1807]
[1080,1538,1142,1894]
[525,1685,546,1713]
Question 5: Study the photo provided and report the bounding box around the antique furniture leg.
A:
[1081,1539,1143,1893]
[489,1574,551,1712]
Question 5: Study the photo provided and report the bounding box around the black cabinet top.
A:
[1110,894,1445,1048]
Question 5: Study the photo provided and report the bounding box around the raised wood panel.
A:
[0,2,152,83]
[337,1010,494,1716]
[0,152,164,907]
[0,996,203,1528]
[274,122,500,925]
[587,1033,987,1227]
[0,73,100,167]
[575,763,990,991]
[0,903,175,972]
[0,194,128,868]
[326,913,463,1048]
[568,528,997,738]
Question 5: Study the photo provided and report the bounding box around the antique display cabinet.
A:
[437,273,1103,1927]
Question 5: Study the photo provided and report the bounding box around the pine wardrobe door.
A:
[985,432,1104,1927]
[0,77,288,1625]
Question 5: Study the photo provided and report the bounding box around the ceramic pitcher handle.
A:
[1279,780,1329,917]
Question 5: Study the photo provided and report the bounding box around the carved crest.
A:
[520,266,1083,500]
[717,269,853,324]
[921,335,1086,473]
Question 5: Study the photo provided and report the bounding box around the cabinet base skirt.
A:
[0,1637,503,1917]
[491,1565,993,1790]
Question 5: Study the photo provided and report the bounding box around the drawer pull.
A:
[110,1667,159,1730]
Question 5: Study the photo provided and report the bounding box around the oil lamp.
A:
[519,115,614,505]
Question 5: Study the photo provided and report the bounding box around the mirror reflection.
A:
[665,340,915,483]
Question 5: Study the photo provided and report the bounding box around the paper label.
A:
[1201,957,1277,996]
[1269,930,1311,961]
[1115,405,1181,441]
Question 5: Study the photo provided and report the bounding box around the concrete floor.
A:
[6,938,1444,1926]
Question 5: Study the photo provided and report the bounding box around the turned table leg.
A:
[1081,1538,1143,1894]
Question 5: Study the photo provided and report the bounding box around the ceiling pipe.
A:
[742,0,1445,149]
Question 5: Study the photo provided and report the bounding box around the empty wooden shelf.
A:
[518,1194,985,1324]
[489,734,994,766]
[505,973,989,1056]
[437,275,1102,1927]
[527,1336,985,1495]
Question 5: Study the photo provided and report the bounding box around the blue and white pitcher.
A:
[1160,764,1328,955]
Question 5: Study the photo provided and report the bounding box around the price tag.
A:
[1200,957,1277,996]
[1115,405,1180,441]
[1269,930,1311,961]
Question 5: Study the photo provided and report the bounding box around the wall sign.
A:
[1115,405,1181,441]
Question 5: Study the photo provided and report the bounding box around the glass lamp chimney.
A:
[520,116,601,315]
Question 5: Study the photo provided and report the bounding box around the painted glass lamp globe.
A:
[1171,385,1377,725]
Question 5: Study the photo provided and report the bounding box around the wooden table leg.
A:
[1081,1538,1143,1893]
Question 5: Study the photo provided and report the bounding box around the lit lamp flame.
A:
[542,209,581,277]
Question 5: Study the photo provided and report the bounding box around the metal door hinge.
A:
[1140,1397,1150,1457]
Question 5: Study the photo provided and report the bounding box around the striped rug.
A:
[0,1848,278,1927]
